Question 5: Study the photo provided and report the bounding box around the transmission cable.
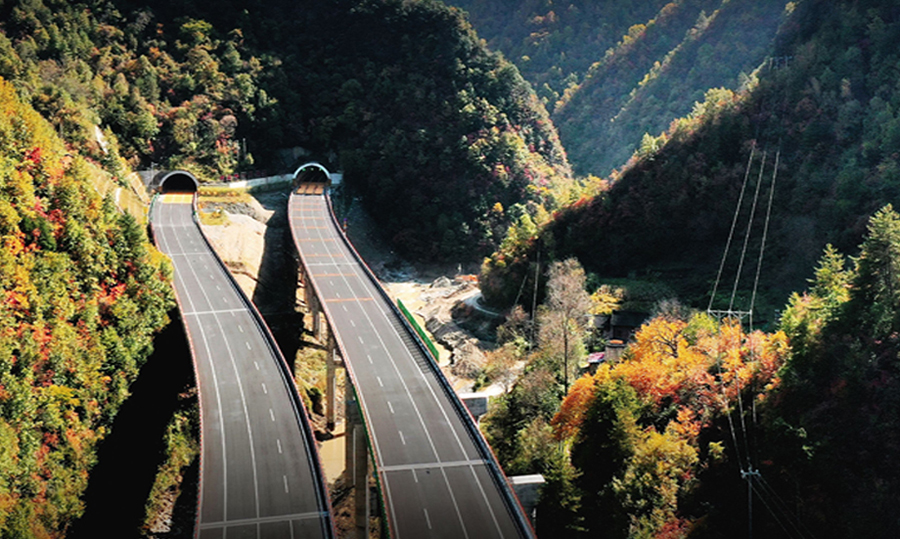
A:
[749,148,780,329]
[709,144,757,312]
[730,150,768,312]
[755,475,817,539]
[715,343,746,474]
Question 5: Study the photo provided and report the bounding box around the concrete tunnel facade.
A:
[157,170,200,193]
[292,162,331,191]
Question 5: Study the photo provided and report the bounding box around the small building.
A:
[592,310,648,342]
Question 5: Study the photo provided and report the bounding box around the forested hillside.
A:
[0,0,270,180]
[446,0,671,106]
[0,0,570,261]
[484,208,900,537]
[483,0,900,314]
[555,0,788,176]
[451,0,790,176]
[0,77,173,536]
[262,0,573,260]
[477,4,900,534]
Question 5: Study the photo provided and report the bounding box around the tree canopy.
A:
[0,77,173,537]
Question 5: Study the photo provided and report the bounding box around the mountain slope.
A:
[451,0,791,176]
[556,0,788,176]
[446,0,671,105]
[0,77,173,537]
[1,0,571,262]
[483,0,900,315]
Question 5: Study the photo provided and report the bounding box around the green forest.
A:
[0,77,172,535]
[475,0,900,537]
[447,0,791,176]
[3,0,900,537]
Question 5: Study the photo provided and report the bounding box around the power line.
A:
[730,150,767,312]
[709,144,757,312]
[749,148,780,329]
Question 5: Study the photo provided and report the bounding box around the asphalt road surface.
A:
[152,194,333,539]
[289,191,534,539]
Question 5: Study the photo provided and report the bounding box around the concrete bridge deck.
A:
[151,192,334,539]
[289,187,535,539]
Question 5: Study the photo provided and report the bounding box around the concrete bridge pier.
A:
[308,294,324,341]
[299,264,310,309]
[326,333,340,431]
[300,266,325,342]
[345,376,370,539]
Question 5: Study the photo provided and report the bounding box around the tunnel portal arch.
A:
[293,162,331,191]
[158,171,200,193]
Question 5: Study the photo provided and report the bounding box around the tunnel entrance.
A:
[159,171,199,193]
[293,163,331,194]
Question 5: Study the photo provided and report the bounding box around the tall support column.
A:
[326,332,338,431]
[302,266,311,308]
[345,375,369,539]
[311,295,322,339]
[344,374,357,482]
[352,423,369,539]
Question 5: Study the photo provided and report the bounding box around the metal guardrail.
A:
[188,195,336,538]
[317,191,537,539]
[150,194,336,539]
[396,298,442,361]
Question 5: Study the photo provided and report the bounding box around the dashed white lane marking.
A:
[246,342,252,350]
[399,431,406,445]
[413,470,419,483]
[358,336,364,344]
[269,409,275,422]
[283,475,289,493]
[277,439,283,454]
[254,361,260,370]
[367,354,373,364]
[342,304,348,312]
[424,508,433,530]
[183,308,245,316]
[216,285,221,291]
[239,325,244,333]
[388,402,394,414]
[377,376,384,387]
[350,320,356,327]
[261,383,268,394]
[209,274,215,280]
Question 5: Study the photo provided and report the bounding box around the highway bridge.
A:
[289,164,535,539]
[149,171,334,539]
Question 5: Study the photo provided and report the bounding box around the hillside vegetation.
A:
[446,0,671,106]
[483,0,900,314]
[0,0,270,180]
[451,0,791,176]
[555,0,789,176]
[0,77,173,536]
[486,208,900,537]
[14,0,572,262]
[270,0,573,260]
[477,1,900,535]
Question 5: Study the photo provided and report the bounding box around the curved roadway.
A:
[289,189,535,539]
[151,194,334,539]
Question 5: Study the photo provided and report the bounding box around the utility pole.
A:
[741,467,760,539]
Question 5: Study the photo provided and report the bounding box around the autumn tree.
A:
[545,258,592,392]
[0,78,173,537]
